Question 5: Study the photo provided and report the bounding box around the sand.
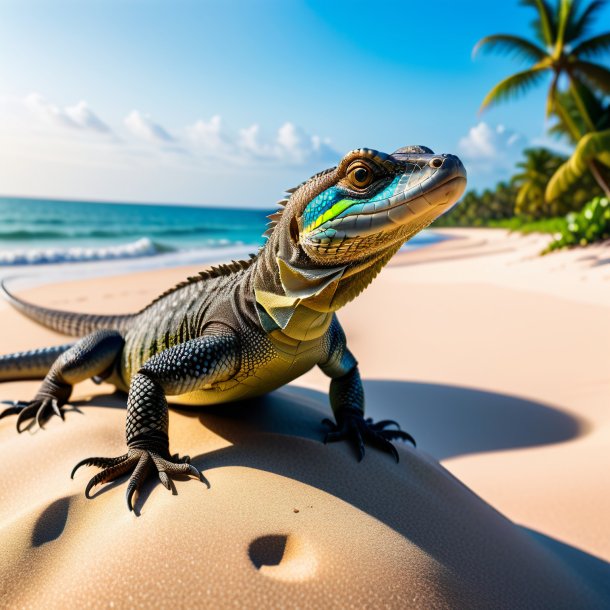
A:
[0,228,609,608]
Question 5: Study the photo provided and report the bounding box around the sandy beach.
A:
[1,228,609,608]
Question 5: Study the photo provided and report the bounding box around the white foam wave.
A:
[0,237,163,266]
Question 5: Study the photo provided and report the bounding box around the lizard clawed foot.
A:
[71,448,209,511]
[0,397,69,432]
[322,407,415,463]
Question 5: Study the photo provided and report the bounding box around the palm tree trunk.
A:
[588,160,610,198]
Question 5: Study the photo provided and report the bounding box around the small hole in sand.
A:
[249,534,317,582]
[249,535,287,569]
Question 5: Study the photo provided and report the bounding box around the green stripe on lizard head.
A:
[303,196,357,233]
[301,176,402,235]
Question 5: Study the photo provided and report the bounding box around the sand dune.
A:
[0,391,608,609]
[1,229,609,608]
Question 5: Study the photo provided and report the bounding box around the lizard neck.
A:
[250,228,401,342]
[251,230,342,342]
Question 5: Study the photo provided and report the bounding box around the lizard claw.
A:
[0,401,28,419]
[72,448,208,512]
[322,407,415,463]
[0,397,70,432]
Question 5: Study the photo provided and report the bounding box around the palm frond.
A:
[521,0,557,47]
[546,129,610,199]
[480,65,549,112]
[473,34,547,62]
[562,0,586,43]
[567,0,607,40]
[548,120,573,139]
[572,60,610,93]
[546,71,561,117]
[570,32,610,59]
[516,182,538,211]
[555,0,572,49]
[551,81,608,140]
[553,90,587,140]
[570,78,606,124]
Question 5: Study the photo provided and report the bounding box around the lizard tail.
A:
[1,279,136,337]
[0,343,74,382]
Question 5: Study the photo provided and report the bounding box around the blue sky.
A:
[0,0,608,207]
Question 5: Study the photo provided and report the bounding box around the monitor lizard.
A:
[0,145,466,510]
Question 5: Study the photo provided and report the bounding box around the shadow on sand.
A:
[73,378,585,462]
[66,379,608,601]
[165,379,586,462]
[289,380,586,460]
[177,383,607,601]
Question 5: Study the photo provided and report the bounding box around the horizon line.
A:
[0,193,273,211]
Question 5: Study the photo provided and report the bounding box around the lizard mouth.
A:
[305,156,466,246]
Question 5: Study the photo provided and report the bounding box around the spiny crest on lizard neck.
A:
[262,166,336,239]
[136,256,257,314]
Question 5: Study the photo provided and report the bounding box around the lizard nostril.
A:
[430,158,443,169]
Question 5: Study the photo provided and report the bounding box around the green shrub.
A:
[544,197,610,253]
[486,217,567,234]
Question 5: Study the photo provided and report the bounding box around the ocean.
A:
[0,197,269,265]
[0,196,444,274]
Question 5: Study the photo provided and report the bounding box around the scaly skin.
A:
[0,145,466,511]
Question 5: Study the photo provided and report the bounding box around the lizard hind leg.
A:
[0,330,124,432]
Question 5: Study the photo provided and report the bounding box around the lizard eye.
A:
[346,162,374,189]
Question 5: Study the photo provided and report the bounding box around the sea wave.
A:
[1,218,67,226]
[0,225,244,240]
[0,238,175,266]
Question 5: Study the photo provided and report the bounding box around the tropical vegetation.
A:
[545,196,610,250]
[475,0,610,198]
[435,145,601,226]
[441,0,610,251]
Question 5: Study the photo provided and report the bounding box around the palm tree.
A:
[545,82,610,197]
[549,83,610,142]
[512,148,567,216]
[474,0,610,196]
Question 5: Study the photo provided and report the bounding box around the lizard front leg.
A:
[319,316,415,462]
[0,330,124,431]
[72,325,240,510]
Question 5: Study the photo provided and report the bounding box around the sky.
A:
[0,0,608,207]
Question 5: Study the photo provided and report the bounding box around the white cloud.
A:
[187,116,337,165]
[458,122,521,160]
[238,123,268,158]
[24,93,111,133]
[64,101,111,133]
[187,115,228,151]
[18,93,337,166]
[0,92,340,206]
[124,110,175,144]
[13,94,338,170]
[458,122,524,187]
[276,122,335,164]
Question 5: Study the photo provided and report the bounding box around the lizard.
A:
[0,145,466,511]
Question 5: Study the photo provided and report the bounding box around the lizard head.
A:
[256,145,466,337]
[294,145,466,264]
